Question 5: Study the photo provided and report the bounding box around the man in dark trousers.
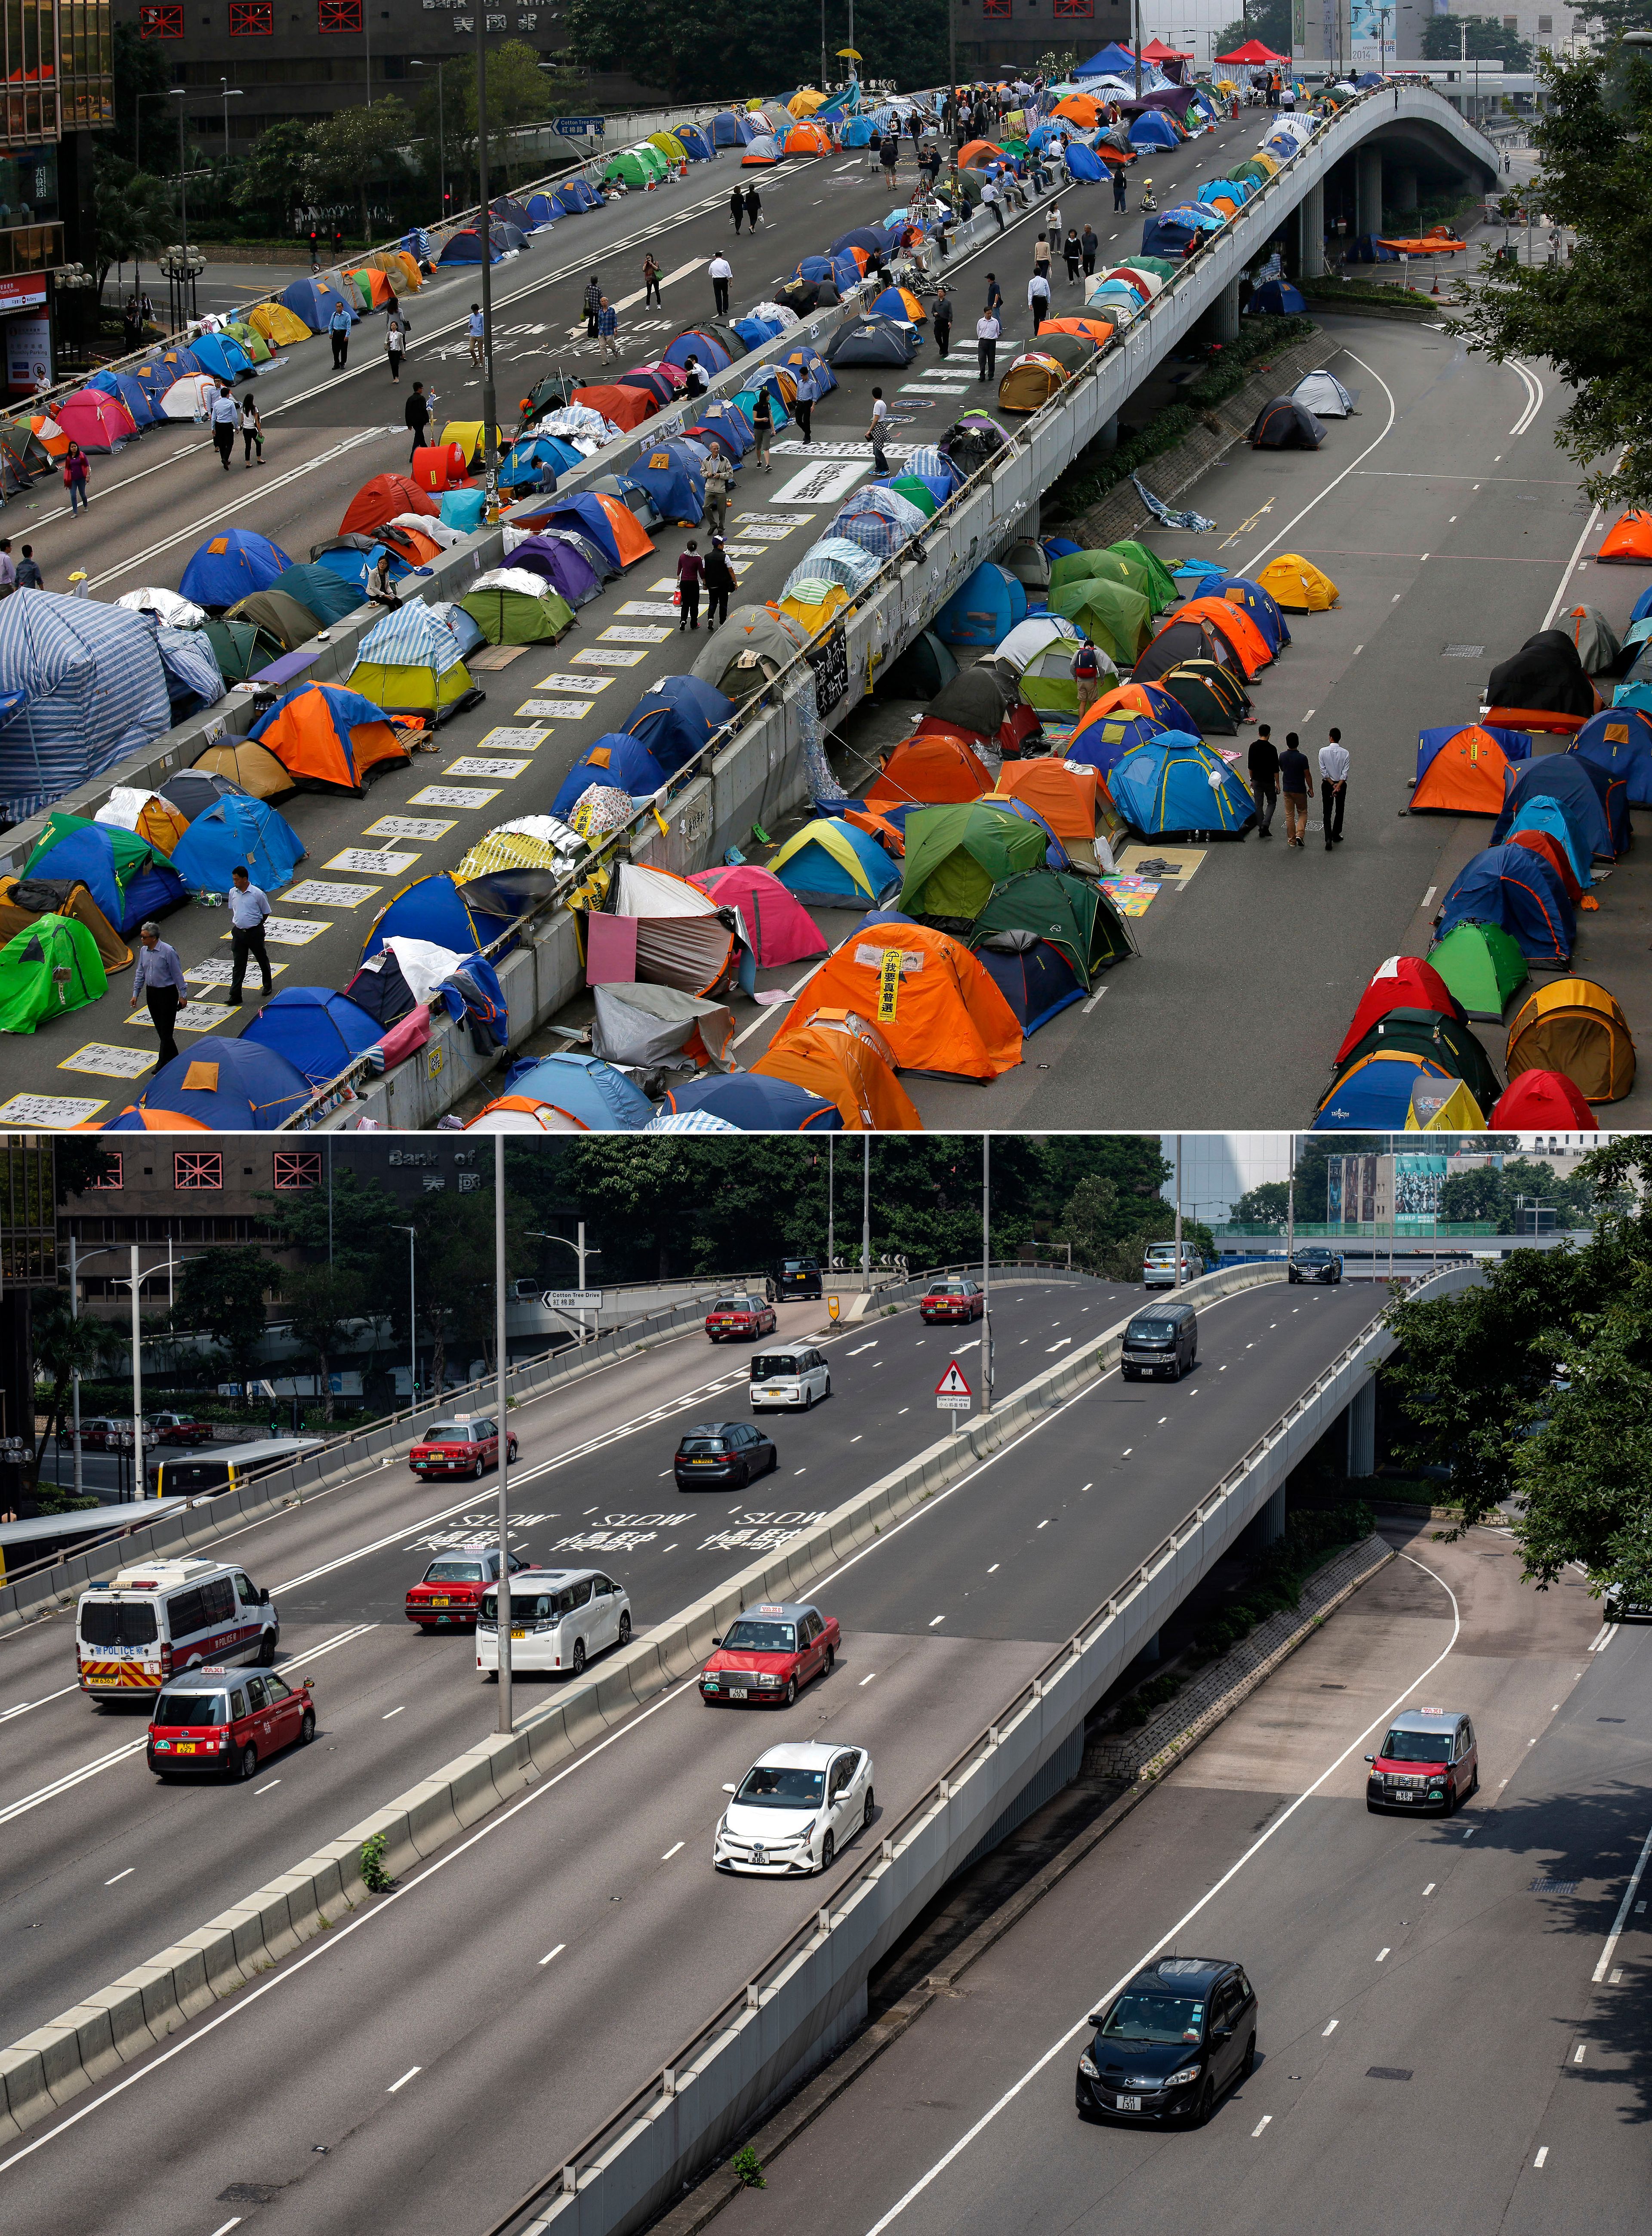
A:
[703,536,736,630]
[583,274,602,337]
[405,381,432,464]
[1113,163,1128,214]
[1319,727,1350,848]
[224,865,274,1006]
[730,184,745,234]
[1278,730,1314,848]
[1247,722,1278,837]
[932,285,953,358]
[127,921,185,1067]
[1081,222,1099,278]
[743,184,762,231]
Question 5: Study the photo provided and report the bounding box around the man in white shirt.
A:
[977,308,1001,383]
[468,304,484,366]
[709,253,733,317]
[225,864,274,1004]
[1319,727,1350,849]
[208,384,239,471]
[981,176,1004,230]
[1028,269,1052,334]
[866,388,890,476]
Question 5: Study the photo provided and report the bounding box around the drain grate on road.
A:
[1442,645,1485,657]
[1531,1879,1579,1894]
[1367,2067,1414,2082]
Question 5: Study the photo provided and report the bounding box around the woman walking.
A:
[62,441,88,515]
[240,392,265,468]
[385,310,408,383]
[1063,227,1083,285]
[642,251,662,308]
[676,540,704,631]
[749,383,774,471]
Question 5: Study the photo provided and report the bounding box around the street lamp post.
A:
[1174,1134,1183,1289]
[527,1227,601,1346]
[411,59,448,216]
[68,1244,208,1497]
[220,80,243,162]
[860,1135,870,1286]
[493,1138,512,1735]
[169,88,190,272]
[474,12,500,521]
[392,1226,417,1403]
[980,1137,992,1418]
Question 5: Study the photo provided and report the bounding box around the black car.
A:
[1076,1956,1257,2127]
[675,1421,779,1490]
[773,1257,823,1299]
[1121,1302,1197,1382]
[1288,1247,1343,1285]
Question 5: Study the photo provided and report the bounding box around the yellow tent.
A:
[648,130,688,162]
[1250,149,1281,178]
[789,88,828,115]
[370,249,423,294]
[455,822,572,882]
[1404,1078,1486,1131]
[248,300,312,345]
[439,419,505,466]
[1506,978,1636,1102]
[95,789,191,855]
[780,580,850,636]
[1255,553,1339,611]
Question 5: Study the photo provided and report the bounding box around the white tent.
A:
[995,613,1083,672]
[159,374,219,422]
[1293,369,1356,417]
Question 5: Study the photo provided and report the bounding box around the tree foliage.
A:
[233,120,317,234]
[173,1247,278,1383]
[1231,1181,1293,1231]
[307,98,415,238]
[108,20,170,167]
[1448,52,1652,504]
[562,0,947,104]
[1420,13,1534,68]
[1437,1155,1603,1229]
[92,149,172,301]
[282,1264,367,1424]
[1215,1,1292,60]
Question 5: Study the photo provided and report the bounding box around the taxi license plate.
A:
[511,1629,527,1640]
[729,1687,749,1699]
[176,1743,198,1754]
[1116,2094,1141,2112]
[1393,1790,1415,1800]
[431,1596,451,1606]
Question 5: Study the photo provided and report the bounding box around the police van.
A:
[75,1557,278,1702]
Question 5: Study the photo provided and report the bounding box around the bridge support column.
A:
[1345,1377,1376,1479]
[1389,163,1418,215]
[1195,275,1240,346]
[1356,146,1383,239]
[1243,1483,1288,1554]
[1300,181,1326,278]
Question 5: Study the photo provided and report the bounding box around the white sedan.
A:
[713,1740,875,1876]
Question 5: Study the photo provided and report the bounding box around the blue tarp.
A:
[179,529,294,609]
[550,732,671,818]
[627,674,734,777]
[155,626,225,719]
[1108,735,1256,836]
[169,793,307,897]
[279,276,357,330]
[1492,751,1612,860]
[240,987,384,1086]
[658,1074,842,1129]
[499,1051,656,1127]
[1570,708,1652,809]
[934,562,1026,647]
[25,823,187,933]
[1436,843,1575,966]
[0,592,172,822]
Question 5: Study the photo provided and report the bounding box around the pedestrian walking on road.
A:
[643,251,663,307]
[1247,724,1278,837]
[1278,730,1313,847]
[1028,270,1051,333]
[743,184,762,231]
[240,393,265,467]
[1112,163,1127,213]
[933,285,953,358]
[15,544,41,589]
[129,922,185,1067]
[1032,230,1052,281]
[1071,637,1103,720]
[1319,727,1350,848]
[406,381,432,465]
[977,307,1001,383]
[469,302,487,363]
[709,253,733,317]
[1063,228,1083,284]
[597,295,620,360]
[385,311,407,383]
[702,444,733,535]
[328,301,352,369]
[582,276,601,338]
[209,386,238,472]
[703,536,736,630]
[676,540,704,631]
[867,387,890,477]
[1081,222,1099,277]
[224,865,274,1005]
[1047,204,1063,256]
[792,364,817,446]
[730,185,746,234]
[750,383,774,470]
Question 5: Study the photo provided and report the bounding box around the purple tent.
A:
[508,532,604,608]
[1119,86,1200,116]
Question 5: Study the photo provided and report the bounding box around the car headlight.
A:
[1078,2052,1099,2078]
[754,1673,782,1688]
[1164,2065,1202,2089]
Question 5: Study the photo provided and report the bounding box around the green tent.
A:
[971,868,1136,984]
[1108,539,1180,612]
[899,802,1047,919]
[1047,576,1152,664]
[605,145,666,188]
[1332,1009,1504,1115]
[24,811,156,888]
[1427,921,1529,1022]
[1128,256,1179,281]
[202,616,280,682]
[0,913,107,1033]
[888,473,938,519]
[459,580,574,645]
[226,321,272,364]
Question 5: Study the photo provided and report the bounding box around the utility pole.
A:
[494,1138,512,1735]
[475,13,499,522]
[1286,1135,1297,1265]
[129,1244,144,1497]
[861,1135,870,1288]
[1174,1135,1183,1288]
[980,1137,992,1416]
[1134,0,1144,97]
[826,1137,834,1272]
[948,0,956,118]
[393,1226,417,1402]
[69,1233,82,1502]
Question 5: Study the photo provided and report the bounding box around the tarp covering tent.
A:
[281,276,357,330]
[94,786,191,855]
[127,1036,313,1129]
[1427,920,1528,1021]
[1489,1069,1599,1129]
[1312,1051,1464,1131]
[1570,707,1652,808]
[190,737,299,801]
[168,793,306,898]
[1333,954,1462,1066]
[150,624,222,721]
[1250,394,1324,447]
[550,732,670,820]
[22,816,186,933]
[1256,553,1338,611]
[274,562,366,630]
[459,569,574,644]
[1492,750,1612,861]
[1108,734,1257,839]
[1505,978,1635,1102]
[589,980,737,1073]
[1411,723,1530,815]
[1436,844,1575,968]
[1331,1005,1503,1118]
[348,603,475,716]
[689,604,808,699]
[1486,630,1599,732]
[831,484,928,560]
[1557,603,1620,675]
[753,1018,922,1130]
[1595,509,1652,564]
[898,802,1048,918]
[768,817,901,907]
[627,673,734,777]
[0,912,106,1033]
[249,681,410,795]
[869,730,993,805]
[239,987,384,1086]
[179,530,295,610]
[774,919,1022,1083]
[686,863,826,968]
[0,591,172,820]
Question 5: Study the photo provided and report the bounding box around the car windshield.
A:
[751,1355,801,1379]
[737,1764,824,1808]
[1294,1250,1331,1262]
[425,1424,473,1443]
[930,1281,967,1295]
[781,1261,811,1273]
[79,1600,159,1647]
[1127,1318,1175,1342]
[681,1437,730,1455]
[1381,1729,1452,1762]
[153,1690,227,1727]
[723,1620,797,1653]
[424,1560,485,1582]
[1100,1992,1206,2045]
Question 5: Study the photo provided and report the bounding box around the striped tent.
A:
[347,601,475,716]
[0,591,171,822]
[830,484,929,560]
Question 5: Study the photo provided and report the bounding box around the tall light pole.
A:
[474,12,500,521]
[1286,1134,1297,1266]
[860,1134,870,1286]
[826,1137,834,1273]
[980,1137,992,1418]
[1174,1134,1183,1289]
[412,58,448,216]
[169,88,190,271]
[494,1138,512,1735]
[392,1226,417,1402]
[71,1245,206,1498]
[219,80,243,162]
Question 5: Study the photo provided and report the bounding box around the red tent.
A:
[1141,38,1193,57]
[1333,956,1459,1067]
[1214,38,1290,61]
[1490,1071,1598,1128]
[338,473,441,536]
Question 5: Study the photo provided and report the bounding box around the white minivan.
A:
[475,1566,632,1680]
[749,1344,832,1413]
[76,1557,278,1702]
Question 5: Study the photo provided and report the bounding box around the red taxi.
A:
[705,1293,778,1343]
[405,1544,527,1629]
[148,1413,215,1446]
[146,1665,315,1782]
[700,1600,839,1709]
[921,1277,984,1325]
[407,1414,519,1479]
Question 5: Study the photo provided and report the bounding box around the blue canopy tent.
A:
[1064,711,1184,778]
[550,732,671,817]
[770,817,901,907]
[1435,844,1575,967]
[1128,110,1181,150]
[190,333,254,382]
[657,1073,842,1130]
[86,368,163,428]
[23,822,187,932]
[498,1052,653,1127]
[275,561,367,628]
[0,592,172,822]
[1063,143,1107,182]
[626,674,734,777]
[1312,1052,1461,1131]
[1570,707,1652,809]
[179,529,295,609]
[534,494,626,572]
[239,987,385,1086]
[155,626,225,720]
[625,441,704,525]
[1076,43,1142,73]
[976,940,1086,1033]
[279,276,357,330]
[1107,735,1256,837]
[1249,277,1307,314]
[1492,751,1612,859]
[170,793,306,897]
[360,870,518,965]
[933,562,1026,646]
[124,1037,313,1129]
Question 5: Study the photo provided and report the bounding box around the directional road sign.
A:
[544,1289,604,1310]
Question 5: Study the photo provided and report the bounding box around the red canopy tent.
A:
[1140,37,1194,80]
[1214,38,1290,62]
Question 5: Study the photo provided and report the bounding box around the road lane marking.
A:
[1322,2019,1338,2036]
[0,1684,81,1721]
[859,1672,876,1685]
[928,1615,945,1627]
[105,1868,135,1886]
[1573,2043,1585,2062]
[1252,2115,1271,2137]
[1375,1947,1390,1962]
[387,2067,421,2093]
[254,1780,281,1795]
[383,1706,406,1720]
[1533,2147,1548,2168]
[1592,1818,1652,1982]
[1422,1883,1435,1897]
[539,1943,566,1965]
[661,1841,684,1860]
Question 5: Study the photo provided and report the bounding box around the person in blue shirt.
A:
[128,922,186,1065]
[328,302,352,370]
[225,865,273,1005]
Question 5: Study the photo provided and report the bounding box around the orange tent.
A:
[784,121,833,155]
[594,491,654,565]
[989,760,1098,842]
[573,383,659,432]
[1168,596,1273,678]
[754,1016,922,1129]
[250,682,410,796]
[957,138,1000,167]
[339,473,441,536]
[347,265,396,307]
[27,413,68,459]
[839,805,906,856]
[1597,509,1652,564]
[1410,724,1519,815]
[773,922,1022,1083]
[1036,315,1114,346]
[869,731,992,805]
[1052,94,1101,128]
[410,442,471,492]
[1078,682,1177,730]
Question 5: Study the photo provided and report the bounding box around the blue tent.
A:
[550,732,671,818]
[536,493,627,572]
[711,110,745,146]
[733,315,780,348]
[1063,143,1106,182]
[1108,735,1256,838]
[129,1036,313,1128]
[1066,713,1187,779]
[1508,799,1591,887]
[1142,214,1203,258]
[1570,707,1652,809]
[659,1073,842,1130]
[1312,1052,1460,1131]
[1199,179,1251,207]
[626,674,734,777]
[976,940,1085,1033]
[279,276,357,330]
[552,177,602,213]
[841,116,876,147]
[1347,235,1399,263]
[934,562,1026,646]
[663,330,732,375]
[498,432,574,492]
[625,440,704,525]
[169,793,307,897]
[155,626,225,720]
[1436,844,1575,967]
[437,225,506,265]
[524,193,560,225]
[869,285,921,323]
[190,333,254,383]
[86,368,163,429]
[1076,42,1141,74]
[24,823,187,933]
[360,870,518,965]
[1492,751,1612,860]
[179,529,294,609]
[783,342,836,396]
[441,488,487,531]
[1630,583,1652,627]
[1214,574,1291,654]
[313,544,410,594]
[693,400,755,460]
[239,987,384,1086]
[499,1050,655,1128]
[1250,277,1307,314]
[771,817,900,907]
[0,592,172,823]
[676,124,714,160]
[1128,110,1181,150]
[275,561,367,628]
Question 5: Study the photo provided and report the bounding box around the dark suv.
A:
[674,1421,779,1490]
[1121,1302,1197,1381]
[774,1258,823,1300]
[1288,1247,1344,1285]
[1077,1956,1257,2126]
